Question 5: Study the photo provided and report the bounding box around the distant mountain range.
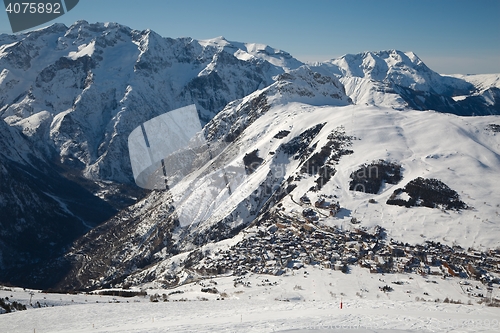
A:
[0,21,499,289]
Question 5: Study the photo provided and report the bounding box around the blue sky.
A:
[1,0,499,74]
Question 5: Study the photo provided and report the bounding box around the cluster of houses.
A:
[191,213,500,287]
[299,196,341,219]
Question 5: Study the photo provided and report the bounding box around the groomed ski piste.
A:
[1,265,500,332]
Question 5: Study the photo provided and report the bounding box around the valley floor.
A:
[2,266,499,332]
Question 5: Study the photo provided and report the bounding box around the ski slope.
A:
[1,265,500,332]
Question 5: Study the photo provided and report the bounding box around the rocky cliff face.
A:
[0,21,303,189]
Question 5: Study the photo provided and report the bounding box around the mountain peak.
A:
[200,36,229,47]
[35,22,68,34]
[67,19,90,31]
[198,37,302,71]
[266,66,352,106]
[324,49,473,95]
[65,20,133,38]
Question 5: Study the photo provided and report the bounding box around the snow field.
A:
[195,102,500,250]
[1,265,500,332]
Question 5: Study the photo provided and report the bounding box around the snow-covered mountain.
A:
[1,22,499,290]
[0,21,303,188]
[0,21,305,287]
[51,65,500,291]
[316,50,499,115]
